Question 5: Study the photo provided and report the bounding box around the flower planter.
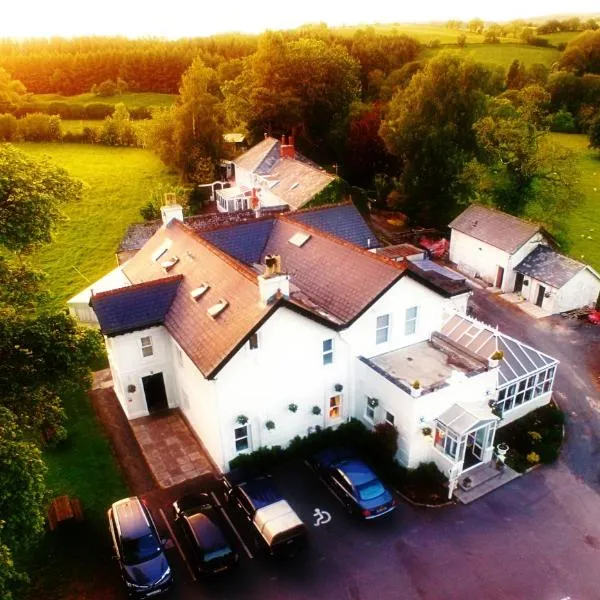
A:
[411,387,422,398]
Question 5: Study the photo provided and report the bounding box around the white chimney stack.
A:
[161,204,184,225]
[258,254,289,305]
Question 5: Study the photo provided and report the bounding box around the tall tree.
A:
[379,52,501,225]
[0,67,27,111]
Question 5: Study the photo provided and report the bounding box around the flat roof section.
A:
[365,339,485,395]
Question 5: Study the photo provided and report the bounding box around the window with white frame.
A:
[375,314,390,344]
[404,306,418,336]
[365,396,376,423]
[385,411,395,426]
[322,339,333,365]
[140,336,153,358]
[434,423,459,459]
[494,366,556,416]
[329,394,342,419]
[234,425,250,452]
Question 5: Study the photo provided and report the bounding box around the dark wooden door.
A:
[142,373,168,414]
[495,266,505,289]
[535,285,546,307]
[514,272,524,293]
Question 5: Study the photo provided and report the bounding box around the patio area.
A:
[130,410,214,488]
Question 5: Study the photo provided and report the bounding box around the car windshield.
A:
[122,533,161,565]
[204,546,233,563]
[357,479,385,501]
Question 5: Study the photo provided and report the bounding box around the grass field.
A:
[544,31,581,45]
[14,143,178,305]
[423,42,561,67]
[549,133,600,271]
[33,91,176,109]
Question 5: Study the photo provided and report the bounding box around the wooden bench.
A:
[47,496,84,531]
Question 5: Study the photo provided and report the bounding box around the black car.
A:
[310,448,396,520]
[173,493,238,575]
[107,496,172,598]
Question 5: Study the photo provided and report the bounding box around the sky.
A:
[1,0,598,39]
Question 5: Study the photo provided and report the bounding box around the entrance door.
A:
[495,266,505,289]
[535,285,546,307]
[472,427,486,460]
[514,272,524,294]
[142,373,168,414]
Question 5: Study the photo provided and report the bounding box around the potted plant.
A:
[489,350,504,368]
[288,403,298,413]
[127,384,136,394]
[367,397,379,409]
[311,405,322,416]
[411,380,422,397]
[236,415,249,426]
[462,477,472,490]
[265,420,276,431]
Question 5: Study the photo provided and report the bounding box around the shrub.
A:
[0,113,19,141]
[17,113,62,141]
[371,423,398,462]
[526,451,540,465]
[84,103,114,119]
[94,79,119,97]
[549,109,578,133]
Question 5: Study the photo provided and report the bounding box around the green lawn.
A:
[544,31,581,45]
[334,23,487,44]
[548,133,600,272]
[13,143,178,305]
[33,91,176,109]
[423,42,560,67]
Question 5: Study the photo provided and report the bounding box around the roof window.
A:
[289,182,299,190]
[190,283,210,300]
[288,232,311,247]
[151,239,172,262]
[207,300,229,318]
[161,256,179,271]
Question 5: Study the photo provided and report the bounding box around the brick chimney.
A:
[258,254,289,306]
[280,135,295,160]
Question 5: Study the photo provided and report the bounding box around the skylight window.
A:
[268,180,280,189]
[289,182,299,190]
[161,256,179,271]
[190,283,210,300]
[207,300,229,318]
[289,232,311,247]
[151,239,172,262]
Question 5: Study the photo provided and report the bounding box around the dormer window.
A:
[161,256,179,271]
[207,300,228,318]
[190,283,210,300]
[151,239,172,262]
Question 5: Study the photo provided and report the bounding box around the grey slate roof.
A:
[514,245,586,289]
[449,204,541,254]
[92,275,182,336]
[287,203,381,248]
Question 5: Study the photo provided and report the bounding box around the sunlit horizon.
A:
[1,0,599,40]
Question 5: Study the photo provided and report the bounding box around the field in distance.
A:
[14,142,178,304]
[33,91,176,109]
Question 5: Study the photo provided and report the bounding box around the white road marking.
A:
[313,508,332,527]
[158,508,196,582]
[210,491,254,559]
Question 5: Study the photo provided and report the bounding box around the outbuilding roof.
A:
[92,276,182,336]
[449,205,541,255]
[514,245,592,289]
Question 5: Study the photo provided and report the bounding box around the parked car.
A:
[309,448,396,520]
[107,496,173,598]
[223,469,307,557]
[173,493,238,575]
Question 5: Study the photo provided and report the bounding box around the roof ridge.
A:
[197,212,277,234]
[92,274,183,300]
[466,203,541,229]
[169,220,259,284]
[277,213,404,270]
[289,201,353,216]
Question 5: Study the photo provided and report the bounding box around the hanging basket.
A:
[311,405,322,416]
[265,420,276,431]
[367,397,379,409]
[236,415,249,426]
[288,403,298,413]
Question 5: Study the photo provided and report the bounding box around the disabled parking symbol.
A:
[313,508,331,527]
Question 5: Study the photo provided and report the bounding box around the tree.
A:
[467,19,485,34]
[460,99,582,237]
[379,53,502,225]
[0,145,85,253]
[0,67,27,111]
[0,407,47,599]
[560,30,600,74]
[506,59,527,89]
[457,33,467,48]
[589,115,600,149]
[99,102,137,146]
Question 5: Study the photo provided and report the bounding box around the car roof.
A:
[112,497,152,539]
[186,513,228,551]
[336,459,377,487]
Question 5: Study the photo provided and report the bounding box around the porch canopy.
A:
[437,403,497,437]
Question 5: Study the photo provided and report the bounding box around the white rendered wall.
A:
[105,326,177,419]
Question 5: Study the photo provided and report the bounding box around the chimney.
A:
[258,254,289,305]
[161,203,184,225]
[280,134,295,160]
